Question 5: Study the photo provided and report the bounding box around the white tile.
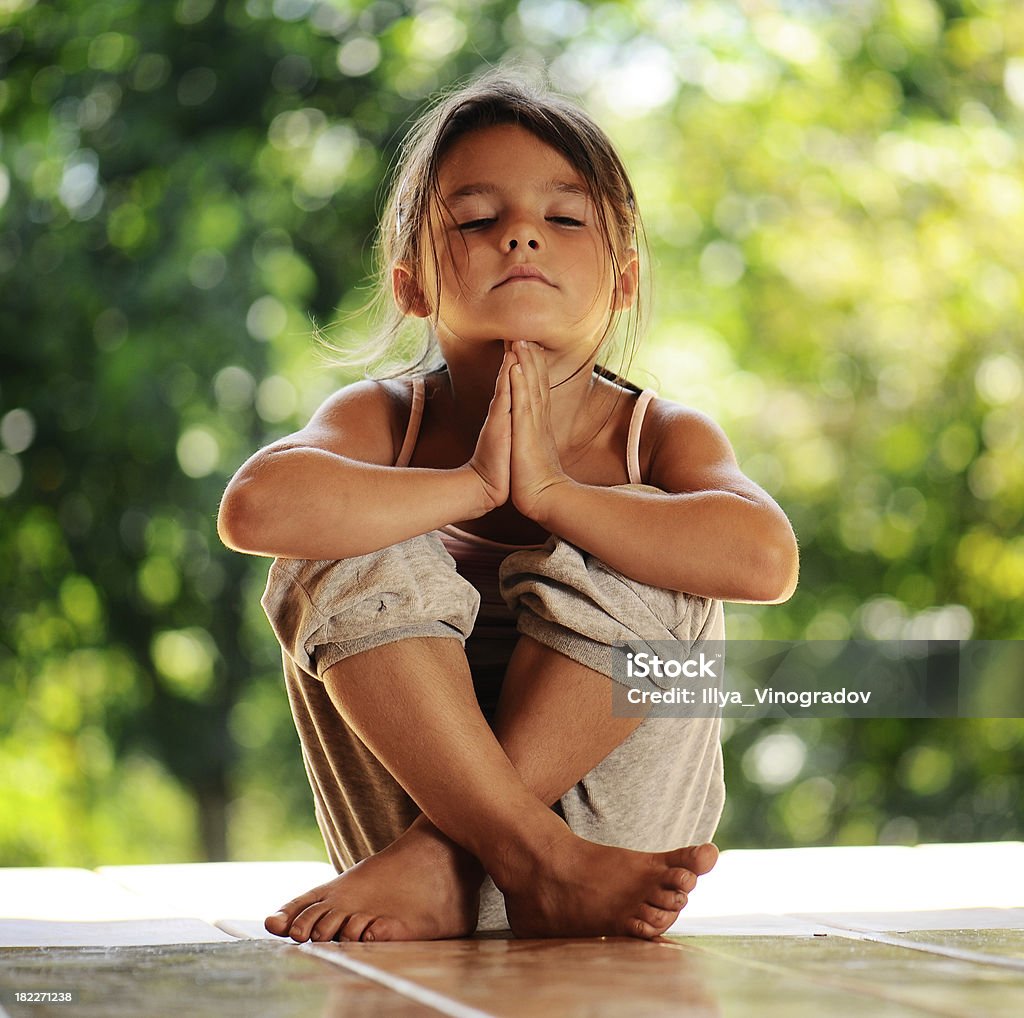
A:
[687,843,1024,917]
[97,861,337,925]
[795,907,1024,932]
[0,868,192,922]
[215,918,290,940]
[669,913,831,936]
[0,918,235,947]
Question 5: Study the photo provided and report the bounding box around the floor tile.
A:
[675,934,1024,1017]
[0,919,234,948]
[0,941,437,1018]
[309,937,966,1018]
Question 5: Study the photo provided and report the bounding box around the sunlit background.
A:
[1,0,1022,868]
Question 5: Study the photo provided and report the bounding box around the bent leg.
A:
[311,632,709,941]
[497,531,726,851]
[281,662,418,872]
[260,537,485,942]
[490,531,727,931]
[262,533,715,942]
[271,630,710,943]
[487,634,718,938]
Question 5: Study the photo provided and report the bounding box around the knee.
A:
[499,536,721,680]
[500,536,716,642]
[262,533,480,681]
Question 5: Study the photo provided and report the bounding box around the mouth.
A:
[494,265,554,288]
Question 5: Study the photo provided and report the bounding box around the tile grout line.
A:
[299,943,500,1018]
[659,939,970,1018]
[811,922,1024,972]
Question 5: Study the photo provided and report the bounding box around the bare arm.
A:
[533,405,798,602]
[507,342,798,603]
[217,377,506,560]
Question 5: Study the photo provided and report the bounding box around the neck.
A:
[439,341,617,455]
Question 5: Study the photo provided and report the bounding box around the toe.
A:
[265,888,322,936]
[665,843,718,877]
[637,902,677,934]
[310,911,345,942]
[289,902,331,943]
[265,910,291,936]
[361,915,406,942]
[691,843,719,875]
[338,911,375,942]
[624,916,662,940]
[665,867,697,894]
[648,887,687,912]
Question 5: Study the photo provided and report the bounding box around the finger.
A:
[524,344,553,433]
[511,358,542,445]
[526,343,551,415]
[515,341,544,416]
[497,352,512,409]
[494,349,514,403]
[509,356,528,416]
[527,340,551,393]
[484,355,513,445]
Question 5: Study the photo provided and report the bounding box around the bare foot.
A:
[265,819,483,943]
[501,833,718,940]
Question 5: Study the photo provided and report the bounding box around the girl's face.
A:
[404,124,637,365]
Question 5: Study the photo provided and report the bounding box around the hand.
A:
[466,348,513,512]
[508,340,571,521]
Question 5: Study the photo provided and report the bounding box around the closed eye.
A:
[547,216,585,227]
[457,218,496,231]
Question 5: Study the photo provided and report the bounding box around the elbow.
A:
[217,474,264,554]
[747,528,799,604]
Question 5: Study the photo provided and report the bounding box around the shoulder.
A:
[640,396,744,493]
[271,377,417,466]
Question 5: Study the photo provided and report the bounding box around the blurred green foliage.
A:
[1,0,1021,866]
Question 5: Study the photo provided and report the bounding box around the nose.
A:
[502,215,541,252]
[506,237,540,251]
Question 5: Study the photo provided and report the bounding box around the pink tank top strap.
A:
[626,389,657,485]
[398,376,655,481]
[394,376,425,467]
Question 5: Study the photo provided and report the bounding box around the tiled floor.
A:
[1,844,1022,1016]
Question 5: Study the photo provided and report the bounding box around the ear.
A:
[611,249,639,312]
[392,264,430,318]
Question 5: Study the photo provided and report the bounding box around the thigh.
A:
[284,660,419,870]
[561,620,727,851]
[263,534,481,869]
[262,532,480,682]
[500,537,727,851]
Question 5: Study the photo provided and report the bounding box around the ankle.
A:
[406,815,487,886]
[483,813,573,894]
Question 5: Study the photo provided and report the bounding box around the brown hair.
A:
[329,66,647,385]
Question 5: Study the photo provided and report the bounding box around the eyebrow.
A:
[443,179,590,202]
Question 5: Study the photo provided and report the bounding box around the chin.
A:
[445,314,598,351]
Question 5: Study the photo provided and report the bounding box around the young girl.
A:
[218,69,798,943]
